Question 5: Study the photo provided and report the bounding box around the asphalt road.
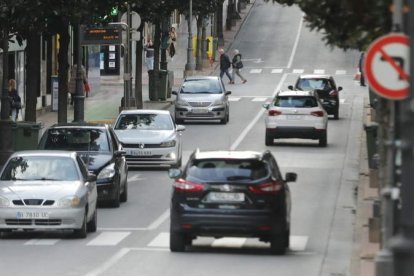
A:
[0,1,368,276]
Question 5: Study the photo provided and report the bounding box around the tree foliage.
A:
[270,0,393,51]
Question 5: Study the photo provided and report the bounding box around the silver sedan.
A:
[0,150,98,238]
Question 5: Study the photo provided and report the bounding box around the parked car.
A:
[263,90,328,147]
[113,109,185,168]
[0,150,97,238]
[288,74,343,119]
[168,149,297,255]
[172,76,231,124]
[38,123,128,207]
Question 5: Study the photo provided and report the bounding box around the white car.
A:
[113,110,185,168]
[0,150,98,238]
[263,90,328,147]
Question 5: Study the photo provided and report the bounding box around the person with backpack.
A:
[8,79,21,121]
[231,49,247,84]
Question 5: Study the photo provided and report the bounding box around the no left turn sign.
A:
[364,33,410,100]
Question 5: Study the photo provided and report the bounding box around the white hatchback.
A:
[263,90,328,147]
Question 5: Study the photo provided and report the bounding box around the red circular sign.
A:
[364,33,409,100]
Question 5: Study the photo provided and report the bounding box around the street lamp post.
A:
[185,0,195,76]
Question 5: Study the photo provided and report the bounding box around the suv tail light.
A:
[329,90,338,97]
[173,178,204,192]
[311,111,324,117]
[268,110,282,116]
[248,180,283,194]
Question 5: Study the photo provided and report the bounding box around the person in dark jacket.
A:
[218,48,233,84]
[231,49,247,84]
[8,79,21,121]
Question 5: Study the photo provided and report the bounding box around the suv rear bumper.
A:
[267,127,325,139]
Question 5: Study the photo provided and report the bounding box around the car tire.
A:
[334,109,339,120]
[87,208,97,233]
[73,210,88,239]
[270,233,286,255]
[285,229,290,248]
[111,181,121,208]
[265,132,274,146]
[170,230,186,252]
[120,181,128,203]
[319,131,328,147]
[175,115,184,124]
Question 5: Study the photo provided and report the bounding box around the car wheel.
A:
[111,181,121,208]
[73,209,87,239]
[0,229,11,239]
[334,109,339,120]
[170,230,186,252]
[265,132,274,146]
[120,181,128,203]
[87,208,97,233]
[270,233,286,255]
[285,229,290,248]
[319,131,328,147]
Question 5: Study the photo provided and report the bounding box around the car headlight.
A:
[212,99,225,105]
[0,195,10,207]
[160,140,176,147]
[57,196,81,207]
[176,99,190,106]
[98,163,116,179]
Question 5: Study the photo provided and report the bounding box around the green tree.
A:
[270,0,392,50]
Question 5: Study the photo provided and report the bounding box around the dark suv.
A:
[38,123,128,207]
[289,74,343,119]
[168,149,297,254]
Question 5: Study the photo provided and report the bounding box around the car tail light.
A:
[173,178,204,192]
[329,90,338,96]
[311,111,324,117]
[268,110,282,116]
[248,180,283,194]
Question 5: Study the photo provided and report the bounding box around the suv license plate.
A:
[207,192,245,202]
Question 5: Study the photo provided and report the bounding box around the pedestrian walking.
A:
[8,79,21,121]
[168,27,177,60]
[218,48,233,84]
[359,51,366,86]
[68,64,87,106]
[144,39,155,71]
[231,49,247,84]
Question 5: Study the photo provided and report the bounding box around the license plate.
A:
[127,150,152,156]
[207,192,245,202]
[16,211,49,219]
[192,108,208,114]
[286,115,303,120]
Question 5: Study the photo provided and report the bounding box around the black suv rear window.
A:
[274,96,317,108]
[297,78,332,91]
[186,159,269,182]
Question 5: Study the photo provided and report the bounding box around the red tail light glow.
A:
[329,90,338,96]
[248,181,283,194]
[311,111,324,117]
[268,110,282,116]
[173,178,204,192]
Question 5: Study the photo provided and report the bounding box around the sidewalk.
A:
[35,1,256,132]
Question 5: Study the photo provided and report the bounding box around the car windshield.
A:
[274,96,318,108]
[0,156,80,181]
[180,79,222,94]
[186,159,269,182]
[297,78,332,91]
[114,113,173,130]
[42,128,110,152]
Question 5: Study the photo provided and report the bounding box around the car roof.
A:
[299,74,332,79]
[193,150,264,160]
[277,90,316,97]
[48,122,108,129]
[10,150,77,158]
[118,109,170,115]
[184,76,220,81]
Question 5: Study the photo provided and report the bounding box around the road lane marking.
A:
[252,97,268,102]
[314,69,325,74]
[340,99,346,104]
[148,232,170,247]
[86,231,130,246]
[97,227,147,231]
[25,239,60,245]
[228,97,241,101]
[147,209,170,230]
[85,248,131,276]
[292,69,304,74]
[271,69,284,74]
[127,174,144,182]
[335,70,347,75]
[290,235,309,251]
[287,14,304,68]
[250,69,262,74]
[212,238,246,248]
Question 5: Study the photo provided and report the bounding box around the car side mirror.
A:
[225,91,232,95]
[337,86,343,91]
[288,85,294,90]
[262,103,270,109]
[87,173,97,182]
[168,168,181,179]
[172,91,178,95]
[285,172,297,182]
[176,125,186,131]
